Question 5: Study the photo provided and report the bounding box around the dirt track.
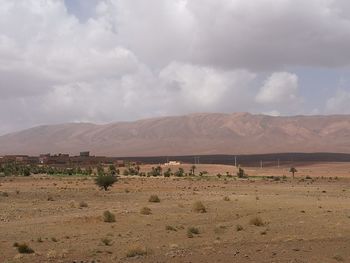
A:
[0,163,349,263]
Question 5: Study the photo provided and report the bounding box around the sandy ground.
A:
[0,163,349,263]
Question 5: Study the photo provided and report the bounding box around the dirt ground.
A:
[0,163,349,263]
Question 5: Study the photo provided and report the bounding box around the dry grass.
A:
[165,225,177,231]
[140,207,152,215]
[223,196,230,201]
[236,224,243,231]
[101,238,112,246]
[193,201,206,213]
[126,246,148,257]
[103,210,116,223]
[79,201,88,208]
[249,216,265,227]
[148,195,160,203]
[187,227,200,238]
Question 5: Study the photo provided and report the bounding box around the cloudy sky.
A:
[1,0,350,134]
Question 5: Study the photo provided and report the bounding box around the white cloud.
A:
[326,90,350,114]
[1,0,350,134]
[256,72,299,104]
[187,0,350,69]
[159,62,255,109]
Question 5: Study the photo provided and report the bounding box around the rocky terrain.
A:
[1,113,350,156]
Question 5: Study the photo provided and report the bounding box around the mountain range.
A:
[1,112,350,156]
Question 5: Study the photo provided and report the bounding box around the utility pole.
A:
[194,156,200,165]
[234,156,237,167]
[277,159,280,168]
[260,160,263,169]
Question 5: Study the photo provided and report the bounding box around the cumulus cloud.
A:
[0,0,350,134]
[256,72,299,104]
[190,0,350,69]
[255,72,303,114]
[326,90,350,114]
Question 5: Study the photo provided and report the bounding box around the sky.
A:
[1,0,350,134]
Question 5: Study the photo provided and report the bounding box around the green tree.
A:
[86,167,93,175]
[237,167,247,178]
[97,165,104,176]
[164,168,172,177]
[289,167,297,179]
[174,167,185,177]
[95,175,117,191]
[22,167,31,177]
[190,165,196,176]
[109,164,116,175]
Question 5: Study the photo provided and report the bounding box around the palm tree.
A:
[289,167,297,179]
[190,165,196,176]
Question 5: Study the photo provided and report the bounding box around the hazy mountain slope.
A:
[1,113,350,156]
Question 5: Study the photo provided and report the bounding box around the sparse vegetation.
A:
[17,243,34,254]
[126,246,148,257]
[333,255,344,262]
[101,238,112,246]
[165,225,177,231]
[250,216,265,226]
[187,227,200,238]
[214,225,227,234]
[95,175,117,191]
[148,166,162,177]
[237,167,248,178]
[190,165,196,176]
[290,167,297,179]
[103,210,116,223]
[174,167,185,177]
[0,191,9,197]
[1,162,348,262]
[79,201,88,208]
[193,201,207,213]
[140,207,152,215]
[148,195,160,203]
[164,168,172,177]
[236,224,243,231]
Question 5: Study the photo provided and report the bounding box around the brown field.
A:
[0,163,350,263]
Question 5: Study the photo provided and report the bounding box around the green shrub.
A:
[79,201,88,208]
[193,201,206,213]
[0,191,9,197]
[140,207,152,215]
[103,210,116,223]
[126,246,148,257]
[165,225,177,231]
[237,167,248,178]
[95,175,117,191]
[236,224,243,231]
[187,227,200,238]
[101,238,112,246]
[249,216,265,226]
[17,243,34,254]
[148,195,160,203]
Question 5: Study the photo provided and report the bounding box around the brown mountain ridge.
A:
[1,112,350,156]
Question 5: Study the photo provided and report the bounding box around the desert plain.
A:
[0,163,349,263]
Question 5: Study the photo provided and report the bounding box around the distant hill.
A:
[1,112,350,156]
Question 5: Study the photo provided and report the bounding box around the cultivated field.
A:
[0,163,349,262]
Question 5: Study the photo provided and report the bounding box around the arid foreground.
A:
[0,164,349,263]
